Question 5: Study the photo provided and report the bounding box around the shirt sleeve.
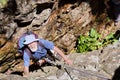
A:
[39,39,54,50]
[23,50,30,66]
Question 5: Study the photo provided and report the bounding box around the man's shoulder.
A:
[38,39,45,43]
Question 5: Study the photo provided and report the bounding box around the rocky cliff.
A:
[0,0,120,80]
[1,42,120,80]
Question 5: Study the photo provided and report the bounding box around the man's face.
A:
[28,41,38,52]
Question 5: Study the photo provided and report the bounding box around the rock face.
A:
[0,74,27,80]
[0,0,120,80]
[0,42,120,80]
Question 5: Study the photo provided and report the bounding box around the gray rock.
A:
[0,74,27,80]
[31,8,51,26]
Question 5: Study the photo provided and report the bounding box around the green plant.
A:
[102,33,118,46]
[106,17,111,22]
[76,28,118,53]
[0,0,8,8]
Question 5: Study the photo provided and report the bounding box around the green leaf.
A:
[89,28,100,39]
[112,39,118,43]
[105,33,114,40]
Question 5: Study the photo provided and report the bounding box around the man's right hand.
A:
[23,66,29,77]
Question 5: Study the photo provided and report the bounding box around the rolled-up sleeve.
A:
[39,39,54,50]
[23,50,30,66]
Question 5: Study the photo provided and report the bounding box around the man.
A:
[22,34,72,77]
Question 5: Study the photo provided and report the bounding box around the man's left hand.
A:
[64,59,73,65]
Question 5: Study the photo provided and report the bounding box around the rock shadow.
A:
[114,30,120,39]
[2,0,17,15]
[11,71,23,76]
[83,0,105,16]
[36,3,53,14]
[106,0,116,21]
[58,0,105,17]
[29,63,44,72]
[29,62,53,72]
[112,66,120,80]
[10,63,47,76]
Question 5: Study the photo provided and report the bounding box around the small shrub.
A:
[76,28,118,53]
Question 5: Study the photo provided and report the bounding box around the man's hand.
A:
[23,66,29,77]
[23,73,28,77]
[53,46,73,65]
[64,59,73,65]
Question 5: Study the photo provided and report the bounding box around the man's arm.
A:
[23,66,29,77]
[53,46,72,65]
[23,50,30,77]
[40,39,72,65]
